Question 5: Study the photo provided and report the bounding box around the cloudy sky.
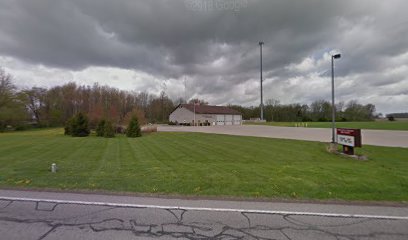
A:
[0,0,407,114]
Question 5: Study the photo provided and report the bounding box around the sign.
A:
[338,135,355,147]
[336,128,362,147]
[336,128,362,155]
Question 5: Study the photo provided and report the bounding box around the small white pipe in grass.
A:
[51,163,57,173]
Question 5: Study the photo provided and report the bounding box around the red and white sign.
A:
[336,128,362,147]
[337,135,355,147]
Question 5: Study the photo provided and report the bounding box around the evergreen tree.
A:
[96,119,106,137]
[126,116,141,138]
[103,120,115,138]
[70,112,90,137]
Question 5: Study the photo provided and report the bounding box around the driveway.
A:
[158,125,408,148]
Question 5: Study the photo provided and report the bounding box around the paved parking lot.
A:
[159,125,408,148]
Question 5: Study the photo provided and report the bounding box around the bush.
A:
[103,121,115,138]
[95,119,115,138]
[336,117,348,122]
[318,117,329,122]
[301,116,312,122]
[96,119,106,137]
[388,116,395,121]
[65,112,90,137]
[14,124,31,131]
[126,116,141,138]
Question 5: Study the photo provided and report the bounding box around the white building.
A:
[169,104,242,126]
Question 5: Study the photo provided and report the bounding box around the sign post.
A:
[336,128,362,155]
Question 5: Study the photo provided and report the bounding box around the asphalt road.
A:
[1,190,407,239]
[158,125,408,148]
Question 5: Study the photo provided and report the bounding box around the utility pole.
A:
[259,41,264,120]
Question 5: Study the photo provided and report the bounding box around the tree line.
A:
[387,112,408,119]
[229,99,377,122]
[64,112,142,138]
[0,68,175,131]
[1,68,379,131]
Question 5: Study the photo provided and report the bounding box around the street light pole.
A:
[331,53,341,143]
[193,102,196,126]
[259,41,264,121]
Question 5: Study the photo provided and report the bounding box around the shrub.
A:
[66,112,90,137]
[126,116,141,138]
[14,124,31,131]
[96,119,106,137]
[335,117,347,122]
[103,121,115,138]
[301,116,312,122]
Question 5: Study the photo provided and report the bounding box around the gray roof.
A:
[177,104,241,115]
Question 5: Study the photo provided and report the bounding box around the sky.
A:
[0,0,407,114]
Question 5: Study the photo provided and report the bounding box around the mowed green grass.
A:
[245,121,408,131]
[0,129,407,201]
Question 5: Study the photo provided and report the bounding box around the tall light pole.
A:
[259,41,264,120]
[331,53,341,143]
[193,101,196,126]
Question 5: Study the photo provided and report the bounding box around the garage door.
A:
[233,115,241,125]
[216,115,225,125]
[224,115,232,125]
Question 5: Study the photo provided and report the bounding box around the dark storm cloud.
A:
[0,1,368,72]
[0,0,407,113]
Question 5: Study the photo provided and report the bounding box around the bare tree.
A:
[21,87,47,124]
[0,68,15,109]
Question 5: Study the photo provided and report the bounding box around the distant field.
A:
[245,121,408,131]
[0,129,407,201]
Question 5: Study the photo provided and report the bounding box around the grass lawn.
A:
[245,121,408,131]
[0,129,407,202]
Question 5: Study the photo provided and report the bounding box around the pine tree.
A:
[70,112,90,137]
[96,119,106,137]
[103,120,115,138]
[126,116,141,138]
